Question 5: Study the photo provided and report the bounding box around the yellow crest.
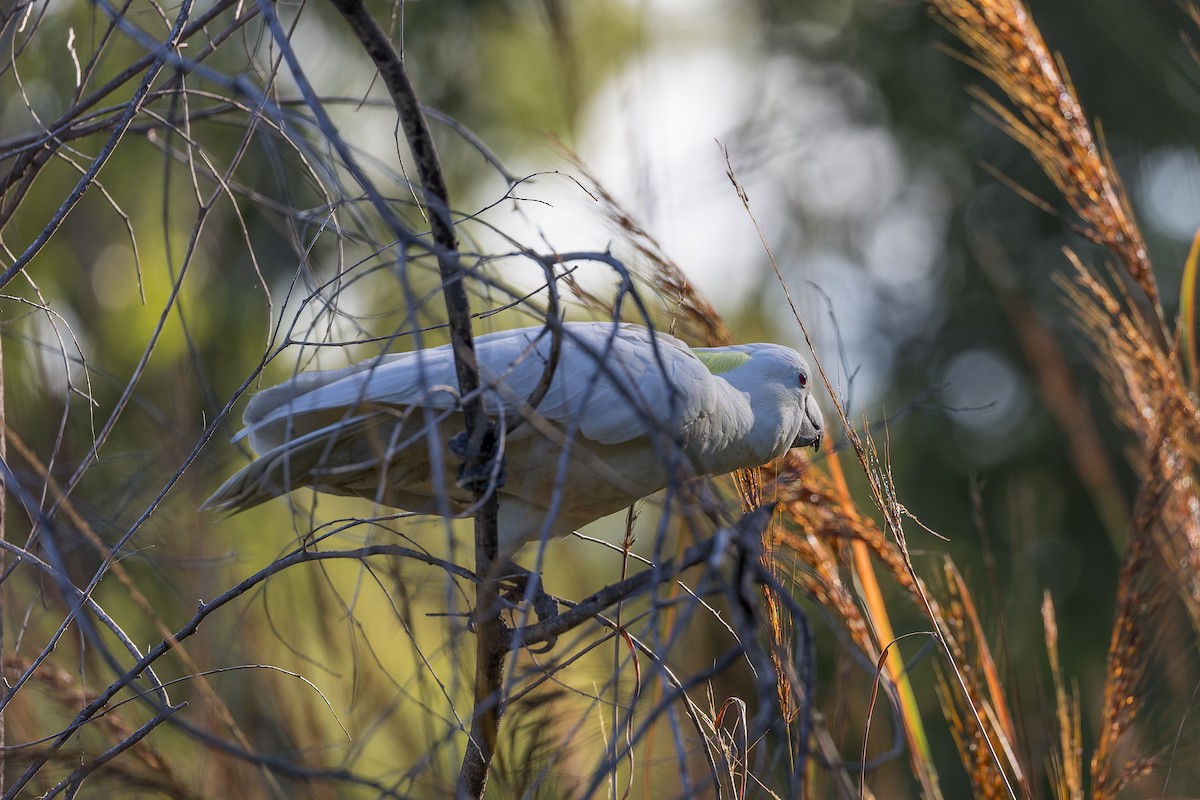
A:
[692,349,751,375]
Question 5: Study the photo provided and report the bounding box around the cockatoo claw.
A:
[447,429,479,460]
[498,564,559,652]
[455,457,506,493]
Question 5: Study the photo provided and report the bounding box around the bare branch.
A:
[321,3,508,795]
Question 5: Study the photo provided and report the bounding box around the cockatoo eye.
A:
[798,370,808,388]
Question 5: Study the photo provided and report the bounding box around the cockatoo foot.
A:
[448,427,506,492]
[498,563,559,652]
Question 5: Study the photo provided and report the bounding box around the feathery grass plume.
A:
[1041,591,1084,800]
[831,417,965,799]
[934,558,1027,799]
[778,447,947,798]
[550,141,736,351]
[1057,256,1178,447]
[727,145,978,798]
[1060,242,1200,794]
[1060,257,1200,623]
[1088,483,1162,797]
[1097,386,1200,794]
[928,0,1164,342]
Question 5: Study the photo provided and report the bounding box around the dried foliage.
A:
[934,0,1200,796]
[1054,123,1200,800]
[1041,592,1084,800]
[935,558,1022,799]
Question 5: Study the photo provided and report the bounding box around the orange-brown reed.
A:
[934,558,1024,800]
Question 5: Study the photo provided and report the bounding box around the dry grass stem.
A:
[935,558,1027,799]
[1041,592,1084,800]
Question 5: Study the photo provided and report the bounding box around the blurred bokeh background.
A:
[3,0,1200,795]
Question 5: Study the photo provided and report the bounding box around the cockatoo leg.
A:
[448,426,507,492]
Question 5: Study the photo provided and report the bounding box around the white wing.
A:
[239,322,724,451]
[521,322,719,444]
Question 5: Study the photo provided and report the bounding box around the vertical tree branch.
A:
[324,3,505,797]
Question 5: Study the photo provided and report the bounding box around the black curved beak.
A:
[792,394,824,452]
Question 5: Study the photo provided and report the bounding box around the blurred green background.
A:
[3,0,1200,795]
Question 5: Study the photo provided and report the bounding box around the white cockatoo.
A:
[204,321,824,555]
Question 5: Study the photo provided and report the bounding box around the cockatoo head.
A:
[693,342,825,463]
